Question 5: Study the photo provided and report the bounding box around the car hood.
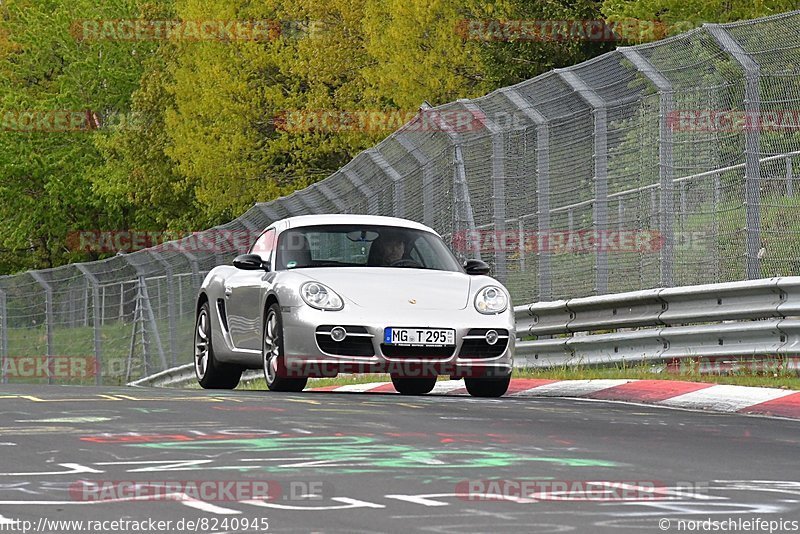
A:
[296,268,470,310]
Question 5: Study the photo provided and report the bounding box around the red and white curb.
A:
[310,379,800,419]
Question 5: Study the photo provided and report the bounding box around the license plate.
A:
[384,328,455,346]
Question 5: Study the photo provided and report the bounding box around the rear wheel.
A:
[195,301,242,389]
[464,374,511,398]
[391,376,437,395]
[263,303,308,392]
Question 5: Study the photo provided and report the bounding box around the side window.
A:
[250,229,276,264]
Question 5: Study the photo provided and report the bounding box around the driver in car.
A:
[370,234,406,266]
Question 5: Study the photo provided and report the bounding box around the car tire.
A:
[391,376,437,395]
[464,374,511,398]
[195,301,242,389]
[263,303,308,393]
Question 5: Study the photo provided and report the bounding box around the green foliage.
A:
[3,0,796,274]
[0,0,164,271]
[602,0,799,33]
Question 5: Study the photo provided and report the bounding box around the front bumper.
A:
[281,304,514,378]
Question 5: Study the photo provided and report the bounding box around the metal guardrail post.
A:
[461,100,507,282]
[342,167,380,215]
[619,47,675,287]
[368,149,405,219]
[0,287,6,384]
[558,69,609,294]
[706,24,762,280]
[75,265,103,385]
[395,132,435,228]
[29,272,54,385]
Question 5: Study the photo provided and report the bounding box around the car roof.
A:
[278,214,439,235]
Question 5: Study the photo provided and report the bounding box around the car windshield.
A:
[275,224,462,272]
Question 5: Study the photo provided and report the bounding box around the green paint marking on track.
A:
[134,436,619,472]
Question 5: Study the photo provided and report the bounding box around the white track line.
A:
[509,379,633,397]
[430,380,467,394]
[659,384,796,412]
[332,382,392,392]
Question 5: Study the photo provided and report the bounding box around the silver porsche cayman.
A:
[194,214,514,396]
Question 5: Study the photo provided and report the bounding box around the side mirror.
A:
[464,259,490,276]
[233,254,269,271]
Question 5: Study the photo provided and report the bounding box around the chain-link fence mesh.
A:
[2,12,800,383]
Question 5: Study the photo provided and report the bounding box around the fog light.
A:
[485,330,499,345]
[330,326,347,342]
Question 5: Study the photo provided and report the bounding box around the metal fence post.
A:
[316,182,349,213]
[706,24,762,279]
[149,252,178,367]
[558,69,609,294]
[395,132,435,228]
[342,167,380,215]
[294,190,320,213]
[453,144,481,261]
[500,87,552,300]
[75,264,103,385]
[368,149,405,219]
[257,204,282,224]
[619,47,675,287]
[121,256,168,372]
[29,272,54,384]
[181,250,201,289]
[787,155,794,197]
[460,100,507,282]
[423,104,480,262]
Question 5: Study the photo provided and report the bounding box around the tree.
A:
[0,0,161,271]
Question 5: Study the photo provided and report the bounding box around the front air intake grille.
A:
[315,326,374,356]
[458,328,509,359]
[380,345,455,359]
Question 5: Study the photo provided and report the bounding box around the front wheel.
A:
[195,301,242,389]
[391,376,437,395]
[263,303,308,392]
[464,374,511,398]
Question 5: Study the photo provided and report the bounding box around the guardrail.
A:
[129,363,262,388]
[131,277,800,386]
[514,276,800,368]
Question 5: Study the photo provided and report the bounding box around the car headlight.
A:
[474,285,508,314]
[300,281,344,311]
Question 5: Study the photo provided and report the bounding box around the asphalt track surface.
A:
[0,384,799,533]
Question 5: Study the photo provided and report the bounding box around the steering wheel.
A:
[390,258,423,268]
